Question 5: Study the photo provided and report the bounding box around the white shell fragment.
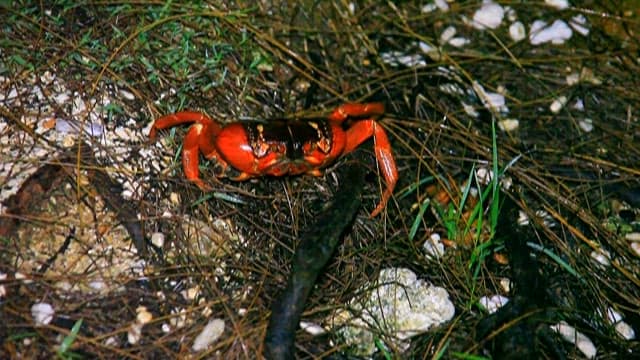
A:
[192,319,225,352]
[550,321,597,359]
[31,302,55,325]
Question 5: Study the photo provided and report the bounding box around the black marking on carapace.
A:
[243,119,332,159]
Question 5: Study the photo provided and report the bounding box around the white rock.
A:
[448,37,471,48]
[498,118,519,132]
[300,321,326,336]
[121,189,133,199]
[0,272,6,298]
[545,0,570,9]
[54,92,71,105]
[530,20,573,45]
[192,319,225,351]
[570,14,589,36]
[423,233,445,259]
[606,307,623,324]
[615,321,635,340]
[479,295,509,314]
[573,98,585,110]
[462,102,479,117]
[162,323,171,333]
[472,0,504,30]
[472,81,509,113]
[151,232,165,247]
[590,248,610,266]
[88,280,107,291]
[419,41,437,56]
[440,26,457,44]
[104,336,118,347]
[550,95,568,113]
[550,321,597,359]
[504,6,517,22]
[499,278,511,293]
[434,0,449,12]
[579,118,593,132]
[631,242,640,257]
[128,323,143,344]
[509,21,526,42]
[61,134,76,148]
[181,286,200,301]
[31,302,55,325]
[333,268,454,356]
[624,232,640,242]
[380,51,426,67]
[136,306,153,324]
[476,167,494,185]
[119,89,135,101]
[566,72,580,85]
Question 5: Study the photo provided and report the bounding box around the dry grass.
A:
[1,1,639,359]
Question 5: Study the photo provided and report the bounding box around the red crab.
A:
[149,102,398,217]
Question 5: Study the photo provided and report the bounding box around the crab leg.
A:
[328,102,385,123]
[149,111,222,141]
[149,111,223,190]
[343,119,398,217]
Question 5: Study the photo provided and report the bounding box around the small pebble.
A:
[590,249,610,266]
[192,319,225,351]
[624,232,640,242]
[301,321,326,336]
[479,295,509,314]
[550,96,568,113]
[615,321,635,340]
[551,321,597,359]
[136,306,153,324]
[472,1,504,30]
[128,323,143,344]
[31,302,55,325]
[545,0,569,9]
[151,232,165,247]
[579,118,593,132]
[498,118,519,132]
[509,21,526,42]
